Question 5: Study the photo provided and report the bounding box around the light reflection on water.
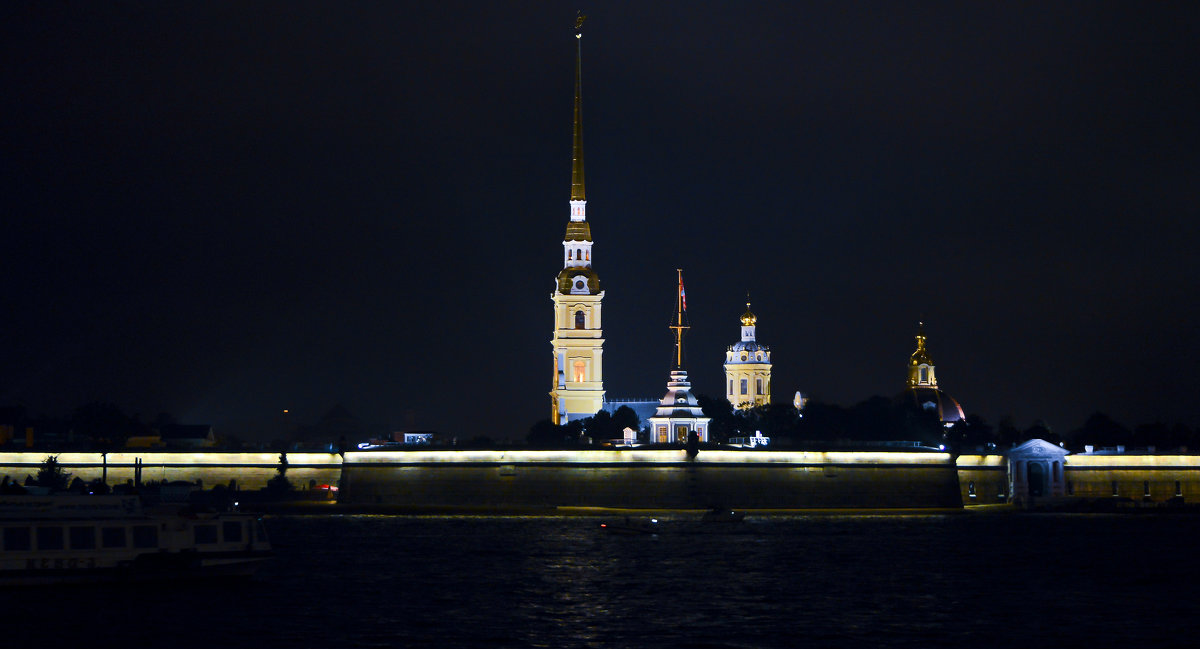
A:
[9,514,1200,648]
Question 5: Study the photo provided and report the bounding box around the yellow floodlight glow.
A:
[343,449,952,466]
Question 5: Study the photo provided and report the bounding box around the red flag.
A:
[679,275,687,312]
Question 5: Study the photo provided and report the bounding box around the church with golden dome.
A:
[904,323,965,425]
[549,21,605,424]
[724,300,772,409]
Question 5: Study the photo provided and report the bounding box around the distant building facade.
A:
[724,300,771,409]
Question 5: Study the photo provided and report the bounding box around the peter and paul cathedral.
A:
[550,17,605,424]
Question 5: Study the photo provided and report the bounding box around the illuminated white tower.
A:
[550,16,604,424]
[724,299,772,409]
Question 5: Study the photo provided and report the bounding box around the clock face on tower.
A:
[575,280,584,290]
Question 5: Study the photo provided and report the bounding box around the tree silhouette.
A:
[35,455,71,491]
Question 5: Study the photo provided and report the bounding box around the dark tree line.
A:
[526,406,642,448]
[699,394,945,448]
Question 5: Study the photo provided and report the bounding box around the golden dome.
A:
[740,301,756,326]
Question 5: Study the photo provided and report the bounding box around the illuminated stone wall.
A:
[0,452,342,491]
[1063,454,1200,501]
[12,448,1196,508]
[339,450,963,509]
[954,455,1009,504]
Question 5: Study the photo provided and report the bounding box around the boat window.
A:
[36,526,64,551]
[70,526,96,550]
[194,524,218,544]
[223,521,243,543]
[102,527,127,548]
[133,525,158,549]
[4,527,31,551]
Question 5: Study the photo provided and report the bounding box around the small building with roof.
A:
[647,270,710,443]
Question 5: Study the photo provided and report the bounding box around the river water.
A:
[9,513,1200,648]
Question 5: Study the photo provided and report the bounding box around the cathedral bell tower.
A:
[550,15,604,424]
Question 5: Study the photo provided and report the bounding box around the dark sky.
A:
[3,1,1198,440]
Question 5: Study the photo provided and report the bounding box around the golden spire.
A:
[570,12,586,201]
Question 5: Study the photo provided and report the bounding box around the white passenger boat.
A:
[0,494,272,585]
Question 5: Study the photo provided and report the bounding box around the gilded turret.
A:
[907,322,936,387]
[902,322,965,424]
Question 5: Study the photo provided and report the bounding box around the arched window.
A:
[574,360,586,383]
[919,367,929,384]
[568,249,573,260]
[574,310,585,329]
[585,250,590,261]
[740,379,748,395]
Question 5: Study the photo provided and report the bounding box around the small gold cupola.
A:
[907,322,937,387]
[740,301,757,327]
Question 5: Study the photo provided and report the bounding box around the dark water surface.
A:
[8,513,1200,648]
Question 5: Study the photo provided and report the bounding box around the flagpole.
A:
[676,269,683,368]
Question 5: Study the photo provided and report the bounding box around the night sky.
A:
[3,2,1197,440]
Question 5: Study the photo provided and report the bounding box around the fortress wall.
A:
[955,455,1009,504]
[339,450,963,509]
[1063,455,1200,501]
[0,452,343,491]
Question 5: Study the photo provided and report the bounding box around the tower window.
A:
[574,310,585,329]
[740,379,747,395]
[728,379,733,395]
[568,249,573,260]
[585,250,589,261]
[756,378,763,395]
[919,367,929,384]
[574,360,586,383]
